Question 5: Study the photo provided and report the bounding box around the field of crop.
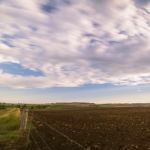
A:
[27,107,150,150]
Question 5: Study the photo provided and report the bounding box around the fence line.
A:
[27,111,88,150]
[25,110,52,150]
[20,109,29,130]
[25,110,33,150]
[34,115,87,150]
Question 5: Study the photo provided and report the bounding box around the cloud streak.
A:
[0,0,150,88]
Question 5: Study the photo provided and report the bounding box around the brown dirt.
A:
[27,107,150,150]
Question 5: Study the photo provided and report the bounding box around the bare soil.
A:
[27,107,150,150]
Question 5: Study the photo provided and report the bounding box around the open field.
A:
[27,107,150,150]
[0,108,20,142]
[0,108,25,150]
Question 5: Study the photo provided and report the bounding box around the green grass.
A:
[0,108,20,142]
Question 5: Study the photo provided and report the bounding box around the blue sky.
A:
[0,62,43,76]
[0,84,150,104]
[0,0,150,103]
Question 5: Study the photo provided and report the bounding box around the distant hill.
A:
[1,102,150,109]
[97,103,150,107]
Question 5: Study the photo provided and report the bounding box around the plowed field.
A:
[27,107,150,150]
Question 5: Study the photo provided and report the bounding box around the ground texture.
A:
[27,107,150,150]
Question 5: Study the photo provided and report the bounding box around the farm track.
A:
[27,107,150,150]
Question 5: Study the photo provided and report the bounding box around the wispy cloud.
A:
[0,0,150,88]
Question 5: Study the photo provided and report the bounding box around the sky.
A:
[0,0,150,104]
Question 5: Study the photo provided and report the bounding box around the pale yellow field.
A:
[0,108,20,141]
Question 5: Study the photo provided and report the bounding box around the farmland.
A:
[0,108,20,141]
[0,108,22,149]
[27,107,150,150]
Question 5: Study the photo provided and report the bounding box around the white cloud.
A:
[0,0,150,88]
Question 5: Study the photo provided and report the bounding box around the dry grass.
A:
[0,108,20,142]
